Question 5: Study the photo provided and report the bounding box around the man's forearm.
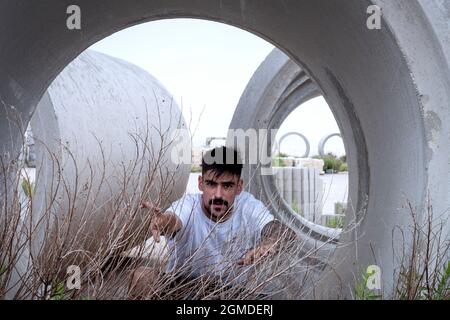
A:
[238,220,298,266]
[261,220,298,249]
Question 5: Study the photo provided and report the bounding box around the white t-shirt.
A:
[166,191,274,283]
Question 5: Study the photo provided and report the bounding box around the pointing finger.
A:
[150,222,161,243]
[140,201,152,209]
[140,201,163,215]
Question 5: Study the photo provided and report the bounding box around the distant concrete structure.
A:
[273,167,323,224]
[274,157,324,172]
[21,124,36,168]
[205,137,226,148]
[277,132,310,158]
[191,147,203,168]
[191,137,227,169]
[318,133,342,157]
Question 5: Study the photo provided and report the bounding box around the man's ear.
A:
[236,178,243,195]
[198,175,203,192]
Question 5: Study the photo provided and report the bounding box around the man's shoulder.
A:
[170,193,201,210]
[236,191,268,211]
[237,191,255,201]
[235,192,275,226]
[182,192,201,201]
[237,191,262,204]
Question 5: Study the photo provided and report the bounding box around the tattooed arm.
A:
[237,220,298,265]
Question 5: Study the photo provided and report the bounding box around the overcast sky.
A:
[89,18,345,157]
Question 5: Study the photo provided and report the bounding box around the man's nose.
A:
[213,185,224,198]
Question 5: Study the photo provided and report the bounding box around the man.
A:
[130,146,297,298]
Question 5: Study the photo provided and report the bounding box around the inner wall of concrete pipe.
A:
[1,0,449,299]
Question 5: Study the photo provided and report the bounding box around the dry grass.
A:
[392,196,449,300]
[0,123,346,300]
[0,100,448,300]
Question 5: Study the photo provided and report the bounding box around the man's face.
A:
[198,170,243,222]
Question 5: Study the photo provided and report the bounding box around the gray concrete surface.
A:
[0,0,449,299]
[6,49,190,298]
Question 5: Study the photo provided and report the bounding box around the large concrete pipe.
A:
[1,0,449,299]
[318,133,343,157]
[8,50,190,298]
[31,48,190,249]
[228,49,339,289]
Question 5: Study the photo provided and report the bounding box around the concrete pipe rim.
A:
[276,131,311,159]
[318,133,343,157]
[229,48,347,247]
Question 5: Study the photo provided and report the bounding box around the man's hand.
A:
[237,242,276,266]
[237,220,298,266]
[140,201,160,211]
[140,201,182,242]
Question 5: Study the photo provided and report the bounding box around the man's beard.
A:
[206,198,230,216]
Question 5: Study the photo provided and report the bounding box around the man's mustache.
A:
[209,198,229,206]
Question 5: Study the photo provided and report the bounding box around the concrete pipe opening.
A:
[239,50,348,238]
[1,0,449,299]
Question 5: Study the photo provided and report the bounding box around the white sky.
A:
[89,18,345,157]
